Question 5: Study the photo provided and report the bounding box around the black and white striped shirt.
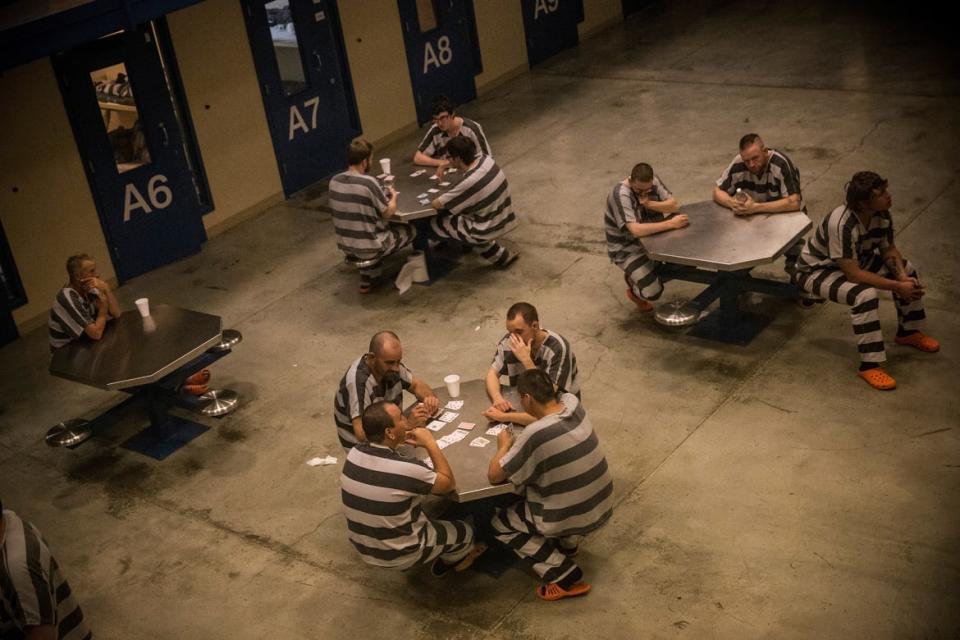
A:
[333,355,414,449]
[604,177,672,260]
[434,155,517,241]
[340,443,437,568]
[329,171,392,257]
[797,206,894,273]
[716,149,805,211]
[1,510,91,640]
[490,329,580,398]
[499,394,613,538]
[417,118,491,158]
[48,288,99,351]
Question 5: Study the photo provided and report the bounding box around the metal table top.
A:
[639,200,812,271]
[384,160,465,222]
[49,305,222,391]
[400,379,519,503]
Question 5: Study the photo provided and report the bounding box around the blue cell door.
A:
[397,0,482,125]
[54,23,209,283]
[521,0,584,66]
[242,0,360,195]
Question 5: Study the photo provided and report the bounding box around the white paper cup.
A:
[134,297,150,317]
[379,158,391,176]
[443,374,461,398]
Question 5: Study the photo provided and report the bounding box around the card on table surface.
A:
[410,169,426,177]
[448,429,469,442]
[426,420,446,431]
[437,439,449,450]
[419,199,430,206]
[457,422,476,431]
[376,173,387,179]
[445,400,464,410]
[417,192,428,198]
[427,188,439,194]
[439,181,451,187]
[438,411,459,422]
[469,437,490,448]
[429,174,439,180]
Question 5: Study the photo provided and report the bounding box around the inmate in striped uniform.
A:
[48,288,99,351]
[604,177,672,300]
[492,393,613,584]
[490,330,580,398]
[431,155,518,266]
[328,170,414,284]
[1,510,91,640]
[795,206,926,364]
[340,443,474,569]
[417,118,491,159]
[333,356,414,449]
[716,148,806,274]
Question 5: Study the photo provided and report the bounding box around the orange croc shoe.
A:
[858,367,896,390]
[894,332,940,353]
[537,581,592,601]
[624,273,653,312]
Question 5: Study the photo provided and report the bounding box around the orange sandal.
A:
[624,274,653,312]
[184,369,211,386]
[894,332,940,353]
[536,581,592,601]
[858,368,896,390]
[453,542,488,572]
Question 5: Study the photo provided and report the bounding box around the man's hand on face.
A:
[404,427,434,448]
[508,333,533,364]
[83,276,110,293]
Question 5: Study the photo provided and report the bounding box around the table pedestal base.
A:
[688,310,774,345]
[122,416,209,460]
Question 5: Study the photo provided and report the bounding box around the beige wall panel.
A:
[339,0,417,143]
[167,0,282,230]
[580,0,622,37]
[0,60,115,328]
[474,0,528,92]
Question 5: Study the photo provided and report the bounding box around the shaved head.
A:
[369,331,400,357]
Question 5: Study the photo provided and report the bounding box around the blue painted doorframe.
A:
[397,0,482,125]
[242,0,360,195]
[521,0,584,67]
[54,23,209,283]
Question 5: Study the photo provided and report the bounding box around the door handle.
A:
[158,121,169,147]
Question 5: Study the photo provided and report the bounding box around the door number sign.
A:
[123,174,173,222]
[423,35,453,73]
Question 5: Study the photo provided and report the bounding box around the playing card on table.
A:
[417,192,428,198]
[449,429,469,442]
[445,400,463,410]
[419,199,430,205]
[439,181,451,187]
[427,188,439,194]
[437,439,450,450]
[428,174,439,180]
[469,436,490,448]
[438,411,459,422]
[426,420,446,431]
[410,169,426,177]
[457,422,476,431]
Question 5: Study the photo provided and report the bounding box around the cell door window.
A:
[266,0,309,96]
[91,63,153,173]
[416,0,438,31]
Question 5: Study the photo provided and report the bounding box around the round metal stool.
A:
[197,389,240,417]
[654,299,703,327]
[45,419,93,449]
[210,329,243,353]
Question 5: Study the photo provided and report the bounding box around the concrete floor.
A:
[2,1,959,638]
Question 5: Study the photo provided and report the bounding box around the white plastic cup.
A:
[443,374,461,398]
[135,297,150,317]
[379,158,391,176]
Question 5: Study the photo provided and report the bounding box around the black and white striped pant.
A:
[492,501,580,584]
[796,257,926,364]
[614,248,664,301]
[407,519,475,569]
[430,214,512,266]
[350,224,416,284]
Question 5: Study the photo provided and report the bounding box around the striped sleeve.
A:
[490,335,509,376]
[541,334,574,394]
[616,185,639,226]
[776,152,801,196]
[462,119,491,156]
[716,156,739,193]
[417,125,442,155]
[399,363,414,391]
[879,211,894,250]
[56,290,94,339]
[434,162,489,215]
[830,210,857,260]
